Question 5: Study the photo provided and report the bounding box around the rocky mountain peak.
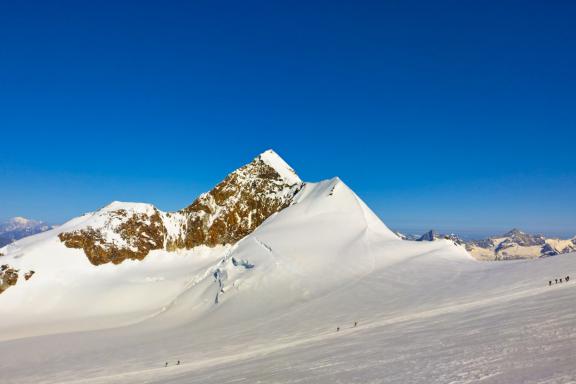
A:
[174,150,303,249]
[502,228,524,237]
[497,228,545,247]
[58,151,304,266]
[418,230,437,242]
[415,229,464,245]
[257,149,301,185]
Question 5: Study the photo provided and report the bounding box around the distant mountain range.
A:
[0,217,55,247]
[398,228,576,260]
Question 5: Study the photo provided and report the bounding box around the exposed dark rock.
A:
[59,209,167,266]
[0,265,19,294]
[59,152,303,266]
[417,230,437,242]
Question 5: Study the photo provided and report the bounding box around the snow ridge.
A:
[33,150,305,266]
[258,149,302,185]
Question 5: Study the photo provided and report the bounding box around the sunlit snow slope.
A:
[0,156,575,384]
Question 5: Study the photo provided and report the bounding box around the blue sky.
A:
[1,0,575,237]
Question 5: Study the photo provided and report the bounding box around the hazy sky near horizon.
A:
[1,1,575,236]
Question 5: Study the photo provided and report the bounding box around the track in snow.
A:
[51,278,576,384]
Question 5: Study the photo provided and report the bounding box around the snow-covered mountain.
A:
[465,229,576,260]
[1,150,575,384]
[398,228,575,260]
[0,217,54,247]
[0,149,457,338]
[403,229,465,245]
[0,150,306,322]
[56,149,302,266]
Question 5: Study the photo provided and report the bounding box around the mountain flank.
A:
[58,150,303,265]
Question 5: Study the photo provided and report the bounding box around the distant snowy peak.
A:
[401,228,576,260]
[466,230,576,260]
[58,150,304,265]
[9,217,36,226]
[3,217,42,231]
[415,230,465,245]
[418,230,437,242]
[502,228,524,237]
[0,217,54,247]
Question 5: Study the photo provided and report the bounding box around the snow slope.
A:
[0,219,228,338]
[1,162,575,383]
[0,149,305,336]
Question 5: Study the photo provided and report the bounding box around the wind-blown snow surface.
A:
[1,179,575,383]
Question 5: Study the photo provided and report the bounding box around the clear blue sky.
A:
[1,0,575,237]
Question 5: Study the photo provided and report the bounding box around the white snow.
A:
[0,177,575,383]
[9,216,33,225]
[546,238,576,253]
[467,235,576,260]
[258,149,302,185]
[0,216,47,234]
[100,201,158,214]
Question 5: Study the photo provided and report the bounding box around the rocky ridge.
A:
[58,150,304,266]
